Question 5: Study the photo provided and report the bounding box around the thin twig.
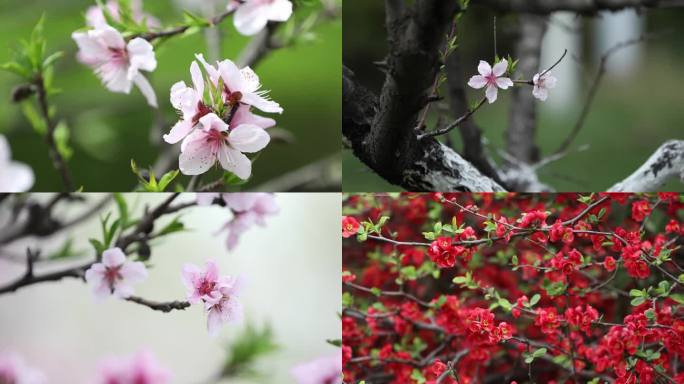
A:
[418,97,487,140]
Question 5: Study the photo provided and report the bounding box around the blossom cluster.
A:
[342,193,684,383]
[165,55,282,178]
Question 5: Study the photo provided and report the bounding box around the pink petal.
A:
[485,84,498,104]
[196,193,221,206]
[231,105,276,129]
[477,60,492,76]
[239,67,261,93]
[206,309,223,336]
[180,264,201,290]
[199,113,229,132]
[533,85,548,101]
[120,261,148,284]
[233,2,270,36]
[127,38,157,73]
[495,77,513,89]
[102,247,126,267]
[224,193,260,212]
[179,135,216,176]
[492,59,508,77]
[228,124,270,153]
[133,73,158,108]
[190,61,205,97]
[240,92,283,114]
[194,54,220,86]
[96,25,126,50]
[467,75,487,89]
[163,120,195,144]
[217,59,245,92]
[217,146,252,180]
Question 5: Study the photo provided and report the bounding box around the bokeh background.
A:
[0,193,341,383]
[0,0,341,191]
[343,2,684,192]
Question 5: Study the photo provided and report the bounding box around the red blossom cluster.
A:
[342,193,684,383]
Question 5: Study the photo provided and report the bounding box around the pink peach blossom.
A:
[218,193,279,250]
[204,275,244,336]
[0,352,46,384]
[467,59,514,104]
[86,0,160,29]
[96,350,171,384]
[85,247,148,299]
[227,0,293,36]
[163,61,211,144]
[181,259,226,304]
[72,25,158,107]
[195,54,283,114]
[291,352,342,384]
[0,134,34,192]
[532,71,557,101]
[178,113,270,178]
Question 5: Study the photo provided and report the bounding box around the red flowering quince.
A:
[342,193,684,383]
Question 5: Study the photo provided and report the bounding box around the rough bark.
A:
[343,66,505,192]
[609,140,684,191]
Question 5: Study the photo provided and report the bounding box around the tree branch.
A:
[343,66,505,192]
[608,140,684,191]
[125,296,191,312]
[476,0,684,15]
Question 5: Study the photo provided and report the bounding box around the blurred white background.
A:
[0,193,341,383]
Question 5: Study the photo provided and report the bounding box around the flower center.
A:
[104,265,122,286]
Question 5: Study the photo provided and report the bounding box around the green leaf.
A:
[370,287,382,297]
[53,120,73,160]
[157,170,180,191]
[325,339,342,347]
[529,293,541,306]
[630,289,644,297]
[155,216,186,237]
[631,296,646,306]
[669,293,684,305]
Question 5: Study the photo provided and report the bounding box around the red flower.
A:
[631,200,651,222]
[624,259,650,279]
[603,256,617,272]
[342,216,360,238]
[534,307,561,335]
[566,305,598,334]
[427,236,465,268]
[342,345,352,366]
[549,219,574,244]
[519,209,548,228]
[666,219,681,234]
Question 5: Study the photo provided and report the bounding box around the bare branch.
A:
[125,296,191,313]
[609,140,684,192]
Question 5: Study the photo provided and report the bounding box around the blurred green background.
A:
[0,0,341,191]
[343,2,684,192]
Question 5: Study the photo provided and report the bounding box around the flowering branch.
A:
[136,9,235,43]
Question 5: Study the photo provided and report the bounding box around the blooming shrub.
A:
[342,193,684,383]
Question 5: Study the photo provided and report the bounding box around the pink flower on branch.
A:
[96,350,171,384]
[0,352,46,384]
[467,59,514,104]
[72,25,158,107]
[181,260,244,336]
[85,0,160,29]
[291,352,342,384]
[532,70,557,101]
[195,54,283,114]
[227,0,293,36]
[178,113,270,178]
[163,60,276,144]
[85,247,148,299]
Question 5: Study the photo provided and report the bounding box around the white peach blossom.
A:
[227,0,293,36]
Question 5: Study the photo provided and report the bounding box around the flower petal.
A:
[233,2,270,36]
[467,75,488,89]
[133,73,158,108]
[179,133,216,175]
[199,113,229,132]
[533,85,548,101]
[228,124,270,153]
[495,77,514,89]
[163,120,195,144]
[240,92,283,114]
[265,0,293,22]
[217,146,252,180]
[190,60,205,97]
[492,59,508,77]
[477,60,492,76]
[485,84,498,104]
[102,247,126,267]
